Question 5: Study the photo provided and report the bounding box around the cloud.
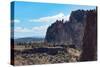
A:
[29,13,70,23]
[15,25,49,33]
[32,25,48,32]
[15,27,32,33]
[15,25,49,37]
[11,19,21,23]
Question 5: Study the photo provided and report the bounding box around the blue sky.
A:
[12,1,96,38]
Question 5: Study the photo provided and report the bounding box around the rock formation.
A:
[45,9,97,61]
[80,9,97,61]
[45,10,87,48]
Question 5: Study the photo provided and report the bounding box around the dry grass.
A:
[67,48,81,62]
[13,43,81,65]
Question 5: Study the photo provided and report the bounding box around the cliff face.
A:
[68,10,86,48]
[80,10,97,61]
[45,10,97,49]
[45,20,65,44]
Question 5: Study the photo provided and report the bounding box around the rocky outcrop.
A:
[80,9,97,61]
[45,10,87,48]
[68,10,87,48]
[45,20,65,44]
[45,9,97,61]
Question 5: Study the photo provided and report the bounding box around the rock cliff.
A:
[80,9,97,61]
[45,9,97,50]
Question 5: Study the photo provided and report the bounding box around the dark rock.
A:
[69,10,87,48]
[45,10,87,48]
[80,9,97,61]
[45,19,65,44]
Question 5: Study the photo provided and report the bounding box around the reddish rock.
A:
[80,9,97,61]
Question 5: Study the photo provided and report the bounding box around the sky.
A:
[11,1,96,39]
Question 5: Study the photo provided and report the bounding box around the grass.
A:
[13,42,81,65]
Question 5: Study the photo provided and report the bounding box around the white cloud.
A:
[15,25,49,37]
[11,19,20,23]
[15,27,32,33]
[29,13,70,23]
[15,25,49,34]
[32,25,48,32]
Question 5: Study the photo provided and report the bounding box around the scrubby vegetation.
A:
[13,42,81,65]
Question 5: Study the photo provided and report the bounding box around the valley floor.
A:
[13,42,81,65]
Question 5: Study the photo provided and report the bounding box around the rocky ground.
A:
[13,43,81,66]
